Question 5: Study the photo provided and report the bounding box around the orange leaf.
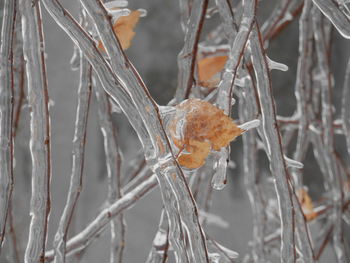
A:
[297,189,317,221]
[98,10,141,51]
[169,99,243,169]
[198,55,228,88]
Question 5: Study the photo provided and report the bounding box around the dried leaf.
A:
[297,189,317,221]
[169,99,243,169]
[98,10,141,51]
[198,55,228,88]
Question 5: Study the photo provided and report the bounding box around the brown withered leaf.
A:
[98,10,141,51]
[169,98,243,169]
[198,55,228,88]
[297,189,317,221]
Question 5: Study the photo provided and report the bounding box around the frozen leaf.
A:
[198,55,228,88]
[169,98,243,169]
[297,189,317,221]
[98,10,141,51]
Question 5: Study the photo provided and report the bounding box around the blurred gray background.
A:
[2,0,350,262]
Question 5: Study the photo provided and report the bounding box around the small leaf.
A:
[198,55,228,87]
[169,99,243,169]
[297,189,317,221]
[98,10,141,51]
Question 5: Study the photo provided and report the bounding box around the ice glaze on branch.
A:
[0,0,17,248]
[21,1,51,262]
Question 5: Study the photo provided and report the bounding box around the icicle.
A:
[239,119,261,131]
[70,45,80,71]
[227,159,236,169]
[137,8,147,17]
[284,155,304,169]
[103,0,128,9]
[266,56,289,71]
[108,8,130,19]
[199,210,229,228]
[230,97,236,105]
[48,99,55,109]
[211,148,229,190]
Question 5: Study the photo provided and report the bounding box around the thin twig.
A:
[250,23,296,263]
[52,54,92,263]
[0,0,17,248]
[175,0,208,101]
[95,79,126,263]
[45,175,158,261]
[21,1,51,262]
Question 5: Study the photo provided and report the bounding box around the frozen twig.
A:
[239,88,265,262]
[178,0,193,31]
[81,1,209,261]
[21,1,51,262]
[261,0,296,41]
[52,54,92,263]
[250,24,296,263]
[0,0,17,248]
[175,0,208,102]
[342,57,350,155]
[211,0,257,190]
[292,0,312,195]
[145,210,170,263]
[7,201,20,263]
[45,175,158,261]
[41,0,149,150]
[289,4,317,260]
[312,8,348,261]
[312,0,350,38]
[215,0,256,115]
[95,79,126,263]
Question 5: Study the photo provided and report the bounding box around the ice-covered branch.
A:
[178,0,193,32]
[145,210,170,263]
[95,80,126,263]
[41,0,150,151]
[45,175,158,261]
[238,88,265,262]
[292,0,313,192]
[0,0,17,248]
[342,57,350,155]
[313,0,350,38]
[211,0,257,190]
[312,8,348,261]
[261,0,299,41]
[250,24,296,263]
[175,0,208,101]
[21,1,51,262]
[80,2,209,261]
[52,54,92,263]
